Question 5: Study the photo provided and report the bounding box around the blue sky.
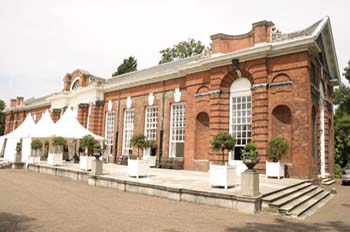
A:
[0,0,349,104]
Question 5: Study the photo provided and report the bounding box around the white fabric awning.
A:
[54,108,104,141]
[31,110,56,138]
[4,113,36,139]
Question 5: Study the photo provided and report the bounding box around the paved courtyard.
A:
[37,161,305,196]
[0,169,349,232]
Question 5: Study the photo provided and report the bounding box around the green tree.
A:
[130,134,146,158]
[0,99,5,135]
[334,60,350,176]
[210,132,235,164]
[159,38,208,64]
[112,56,137,76]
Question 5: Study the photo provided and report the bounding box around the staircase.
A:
[262,180,334,219]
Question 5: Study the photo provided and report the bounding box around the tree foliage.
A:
[80,135,96,156]
[0,99,6,135]
[334,60,350,176]
[211,132,235,164]
[159,38,208,64]
[112,56,137,76]
[266,138,289,162]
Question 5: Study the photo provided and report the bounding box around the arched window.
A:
[229,78,252,160]
[70,78,80,90]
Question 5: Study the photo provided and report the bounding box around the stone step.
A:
[298,193,334,220]
[269,185,318,208]
[321,179,336,185]
[287,190,330,217]
[262,182,312,203]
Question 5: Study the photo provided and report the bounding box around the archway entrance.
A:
[195,112,210,160]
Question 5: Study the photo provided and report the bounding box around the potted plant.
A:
[48,136,64,166]
[15,142,22,163]
[241,143,260,170]
[209,132,238,189]
[143,139,156,167]
[91,143,103,175]
[266,138,289,179]
[79,135,96,171]
[29,139,43,164]
[128,134,150,178]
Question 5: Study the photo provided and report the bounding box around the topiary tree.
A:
[266,138,289,162]
[31,139,43,157]
[52,136,65,153]
[130,134,146,158]
[80,135,96,156]
[211,132,235,164]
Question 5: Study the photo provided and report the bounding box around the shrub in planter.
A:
[241,143,260,169]
[31,139,43,156]
[265,138,289,179]
[266,138,289,162]
[80,135,96,156]
[52,136,65,153]
[210,132,235,164]
[130,134,146,159]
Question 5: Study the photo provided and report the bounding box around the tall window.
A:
[229,78,252,160]
[169,103,186,158]
[144,106,158,141]
[105,111,115,154]
[122,109,134,156]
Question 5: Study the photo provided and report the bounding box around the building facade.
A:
[4,17,340,178]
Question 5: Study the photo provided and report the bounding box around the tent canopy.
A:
[4,113,36,139]
[31,110,56,138]
[54,108,104,141]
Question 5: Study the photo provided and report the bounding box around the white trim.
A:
[70,77,81,91]
[169,103,186,158]
[229,78,252,161]
[319,82,325,178]
[122,109,134,156]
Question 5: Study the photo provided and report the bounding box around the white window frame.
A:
[169,103,186,158]
[105,111,115,154]
[144,106,158,141]
[229,78,252,161]
[122,109,134,156]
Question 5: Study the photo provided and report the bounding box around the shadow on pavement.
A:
[225,218,350,232]
[0,212,38,232]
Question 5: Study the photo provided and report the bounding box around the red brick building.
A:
[4,17,340,178]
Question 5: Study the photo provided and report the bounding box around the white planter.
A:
[48,153,63,166]
[209,162,239,189]
[266,161,285,179]
[128,158,150,178]
[27,156,41,164]
[143,155,156,167]
[80,156,95,171]
[228,160,247,176]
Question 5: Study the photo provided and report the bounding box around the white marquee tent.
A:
[54,108,104,141]
[1,108,104,162]
[2,113,36,162]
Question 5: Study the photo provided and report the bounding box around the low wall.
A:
[27,163,262,213]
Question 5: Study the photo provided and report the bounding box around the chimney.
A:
[210,20,274,54]
[10,99,17,108]
[252,20,274,44]
[16,96,24,106]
